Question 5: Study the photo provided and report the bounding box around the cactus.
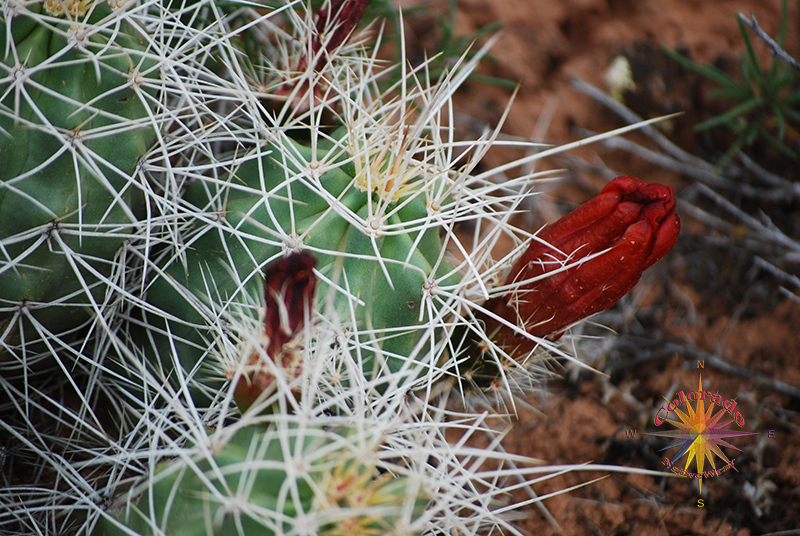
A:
[93,422,427,536]
[0,0,156,367]
[140,132,459,403]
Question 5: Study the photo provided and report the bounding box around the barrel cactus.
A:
[0,0,157,368]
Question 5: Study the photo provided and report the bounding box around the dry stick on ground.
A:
[571,79,800,200]
[736,151,800,199]
[737,11,800,72]
[604,337,800,401]
[752,257,800,304]
[570,124,799,203]
[569,79,731,179]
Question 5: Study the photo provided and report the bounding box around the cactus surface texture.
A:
[0,1,156,367]
[93,423,426,536]
[142,134,459,402]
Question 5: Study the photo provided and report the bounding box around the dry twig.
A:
[737,12,800,72]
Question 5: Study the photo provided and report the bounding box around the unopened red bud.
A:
[313,0,371,59]
[484,176,680,355]
[279,0,371,111]
[263,252,317,357]
[233,252,317,412]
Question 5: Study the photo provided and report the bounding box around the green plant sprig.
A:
[663,0,800,164]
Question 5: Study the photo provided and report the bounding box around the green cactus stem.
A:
[93,424,426,536]
[139,134,458,402]
[0,1,156,365]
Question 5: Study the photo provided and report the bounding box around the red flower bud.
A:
[312,0,371,62]
[232,252,317,412]
[483,176,680,355]
[280,0,371,110]
[263,252,317,357]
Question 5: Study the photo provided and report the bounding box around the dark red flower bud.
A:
[277,0,371,112]
[263,252,317,357]
[312,0,371,61]
[484,176,680,355]
[232,252,316,412]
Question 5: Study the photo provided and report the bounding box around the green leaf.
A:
[707,86,753,102]
[662,46,738,88]
[466,73,519,90]
[771,102,787,140]
[694,98,762,131]
[779,105,800,123]
[761,128,799,159]
[781,90,800,105]
[778,0,789,47]
[737,17,766,91]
